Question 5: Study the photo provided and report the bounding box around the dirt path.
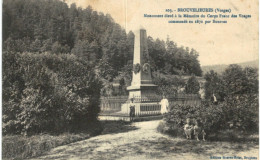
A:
[34,120,258,160]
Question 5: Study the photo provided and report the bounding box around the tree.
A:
[3,0,203,81]
[204,70,225,101]
[204,65,258,101]
[153,72,185,96]
[2,52,102,135]
[185,75,200,94]
[222,64,248,95]
[243,67,258,94]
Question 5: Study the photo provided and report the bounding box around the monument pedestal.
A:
[127,84,157,98]
[120,28,161,116]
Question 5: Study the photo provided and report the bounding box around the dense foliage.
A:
[3,0,203,135]
[204,70,225,101]
[3,0,202,81]
[161,94,258,137]
[147,37,202,76]
[185,75,200,94]
[204,64,258,101]
[3,52,102,135]
[159,64,258,138]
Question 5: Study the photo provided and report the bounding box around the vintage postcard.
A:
[2,0,259,159]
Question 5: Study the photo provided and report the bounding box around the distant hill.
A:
[201,59,259,75]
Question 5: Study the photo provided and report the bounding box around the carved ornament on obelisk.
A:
[127,28,157,98]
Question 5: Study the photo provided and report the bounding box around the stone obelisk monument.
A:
[120,28,160,116]
[127,28,157,98]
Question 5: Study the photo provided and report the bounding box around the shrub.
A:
[163,103,224,135]
[157,121,184,137]
[204,65,258,102]
[185,75,200,94]
[2,132,97,159]
[204,70,226,101]
[3,52,102,135]
[158,94,258,139]
[153,72,185,96]
[221,94,258,131]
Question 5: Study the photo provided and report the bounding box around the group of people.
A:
[129,96,206,141]
[128,95,169,121]
[184,118,206,141]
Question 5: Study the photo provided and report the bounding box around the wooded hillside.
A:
[3,0,203,134]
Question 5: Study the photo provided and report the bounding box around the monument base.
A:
[127,84,158,98]
[120,102,161,116]
[120,84,161,116]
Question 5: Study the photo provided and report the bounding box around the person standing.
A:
[129,98,135,122]
[211,93,218,105]
[160,95,169,115]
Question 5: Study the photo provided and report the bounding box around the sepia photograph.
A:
[2,0,259,159]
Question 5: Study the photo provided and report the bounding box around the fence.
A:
[168,94,201,107]
[100,94,201,116]
[100,96,128,113]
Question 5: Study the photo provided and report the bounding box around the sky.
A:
[66,0,258,66]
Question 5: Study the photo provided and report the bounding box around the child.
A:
[194,120,206,141]
[184,118,193,139]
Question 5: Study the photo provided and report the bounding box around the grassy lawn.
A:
[2,133,94,160]
[132,137,259,160]
[3,120,258,160]
[2,121,136,160]
[139,136,258,155]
